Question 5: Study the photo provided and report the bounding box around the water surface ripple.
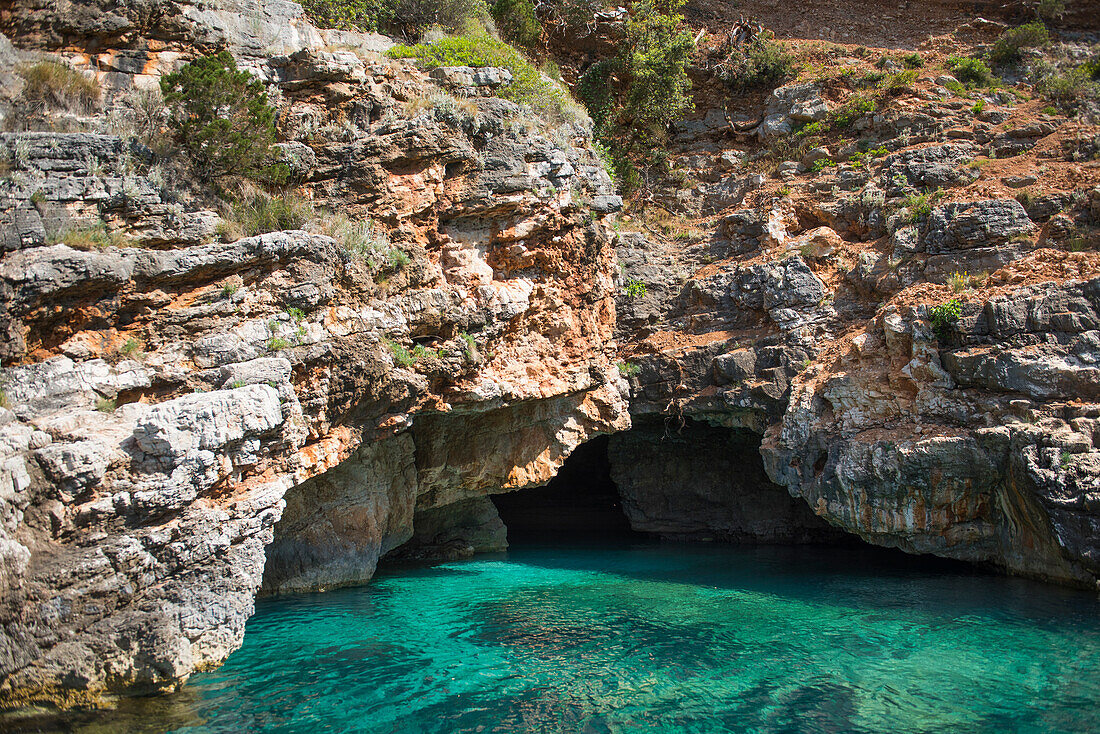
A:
[75,545,1100,732]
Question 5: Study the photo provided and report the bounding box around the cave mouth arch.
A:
[490,416,846,547]
[490,435,645,543]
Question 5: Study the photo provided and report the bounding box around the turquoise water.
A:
[170,544,1100,734]
[21,544,1100,733]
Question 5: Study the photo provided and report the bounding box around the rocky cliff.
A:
[0,4,628,705]
[0,0,1098,714]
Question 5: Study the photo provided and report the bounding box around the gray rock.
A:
[922,199,1033,253]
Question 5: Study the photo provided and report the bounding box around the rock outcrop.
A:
[0,14,628,706]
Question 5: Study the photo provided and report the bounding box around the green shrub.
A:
[929,298,963,340]
[1034,67,1099,112]
[1082,54,1100,80]
[233,192,313,236]
[989,21,1048,65]
[119,338,143,359]
[388,33,575,119]
[881,69,919,93]
[491,0,541,49]
[95,397,117,413]
[267,336,292,351]
[902,52,924,69]
[578,58,619,133]
[829,95,876,129]
[300,0,396,31]
[947,56,997,87]
[617,361,641,376]
[16,61,100,114]
[620,0,695,147]
[624,278,648,298]
[160,52,282,182]
[384,338,416,367]
[303,0,490,33]
[714,30,795,91]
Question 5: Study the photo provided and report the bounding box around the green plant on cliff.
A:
[989,21,1049,66]
[929,298,963,341]
[232,191,313,236]
[299,0,397,31]
[617,361,641,376]
[491,0,541,49]
[624,278,648,298]
[16,61,101,114]
[713,30,795,92]
[387,33,578,121]
[620,0,695,144]
[575,0,694,194]
[160,52,283,182]
[946,56,997,88]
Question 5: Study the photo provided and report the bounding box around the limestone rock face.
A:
[0,17,627,707]
[760,279,1100,585]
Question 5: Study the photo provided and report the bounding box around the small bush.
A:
[829,95,876,129]
[929,298,963,340]
[16,61,100,114]
[95,397,117,413]
[384,338,416,367]
[388,33,576,121]
[620,0,695,147]
[233,192,313,236]
[902,52,924,69]
[714,30,795,92]
[1034,67,1099,112]
[624,278,648,298]
[990,21,1048,66]
[160,52,282,182]
[881,69,919,94]
[491,0,541,49]
[267,336,292,351]
[617,361,641,376]
[119,338,143,359]
[387,248,411,271]
[300,0,396,31]
[947,56,997,87]
[319,213,392,265]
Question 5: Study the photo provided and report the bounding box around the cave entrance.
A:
[490,435,645,543]
[492,417,847,546]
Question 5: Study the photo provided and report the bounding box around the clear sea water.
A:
[18,543,1100,733]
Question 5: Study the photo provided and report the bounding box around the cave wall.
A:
[608,418,844,544]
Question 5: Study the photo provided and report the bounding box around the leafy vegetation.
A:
[929,298,963,340]
[388,33,578,121]
[624,278,648,298]
[160,52,283,182]
[301,0,490,34]
[576,0,695,194]
[713,30,795,92]
[299,0,396,31]
[95,397,117,413]
[617,361,641,376]
[46,221,125,250]
[230,191,313,237]
[989,21,1048,66]
[947,56,997,87]
[491,0,541,49]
